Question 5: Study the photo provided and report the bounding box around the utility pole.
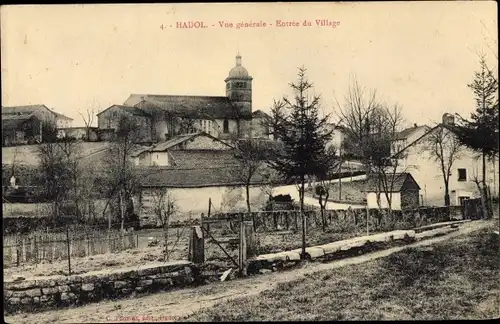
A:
[338,144,342,200]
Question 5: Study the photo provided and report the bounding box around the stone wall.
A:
[210,206,464,232]
[3,261,194,314]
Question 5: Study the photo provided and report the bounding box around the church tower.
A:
[225,53,253,116]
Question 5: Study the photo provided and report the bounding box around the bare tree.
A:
[79,101,98,141]
[37,121,71,220]
[335,78,408,212]
[334,76,381,174]
[150,188,183,261]
[422,125,464,207]
[102,115,141,230]
[57,138,84,220]
[259,167,283,209]
[226,131,274,229]
[370,104,409,212]
[177,117,197,135]
[316,146,340,231]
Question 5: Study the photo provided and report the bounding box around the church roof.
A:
[228,65,249,78]
[226,54,252,79]
[252,110,270,118]
[96,105,151,117]
[125,95,250,119]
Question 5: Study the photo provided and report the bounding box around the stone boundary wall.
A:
[3,261,194,314]
[211,206,463,232]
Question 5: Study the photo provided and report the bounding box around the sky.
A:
[1,2,498,128]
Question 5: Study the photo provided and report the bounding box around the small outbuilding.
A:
[363,172,421,210]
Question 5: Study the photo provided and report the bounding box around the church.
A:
[96,54,270,143]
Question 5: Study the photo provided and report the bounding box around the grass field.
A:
[187,222,499,321]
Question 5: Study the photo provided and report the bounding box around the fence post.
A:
[16,236,20,266]
[245,221,256,259]
[366,205,370,236]
[239,221,247,276]
[22,237,27,263]
[86,233,90,257]
[34,235,38,264]
[66,227,72,276]
[188,226,204,264]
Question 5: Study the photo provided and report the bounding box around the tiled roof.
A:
[125,94,248,119]
[363,172,420,192]
[394,125,428,140]
[96,105,151,117]
[131,132,233,157]
[252,110,270,118]
[168,150,239,168]
[2,104,73,121]
[53,112,74,120]
[391,124,455,158]
[149,133,200,152]
[2,104,48,115]
[137,165,267,188]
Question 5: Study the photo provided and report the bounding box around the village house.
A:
[390,124,431,156]
[96,54,271,143]
[96,105,153,143]
[2,104,73,127]
[1,104,73,146]
[133,146,273,223]
[54,112,73,129]
[391,113,499,207]
[363,172,421,210]
[131,132,233,167]
[2,115,42,146]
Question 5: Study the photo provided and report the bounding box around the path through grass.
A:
[187,223,499,321]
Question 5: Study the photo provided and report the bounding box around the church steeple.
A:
[225,53,253,116]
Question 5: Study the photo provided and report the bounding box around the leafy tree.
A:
[455,55,499,218]
[268,67,334,258]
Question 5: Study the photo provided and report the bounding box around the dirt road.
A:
[4,220,489,324]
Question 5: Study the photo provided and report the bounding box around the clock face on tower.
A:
[234,81,246,89]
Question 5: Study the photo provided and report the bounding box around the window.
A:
[223,119,229,133]
[458,168,467,181]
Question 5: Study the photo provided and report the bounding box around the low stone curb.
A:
[247,222,469,272]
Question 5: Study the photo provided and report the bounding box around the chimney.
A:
[413,123,418,128]
[442,113,455,125]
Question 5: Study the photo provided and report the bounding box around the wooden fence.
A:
[3,227,138,267]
